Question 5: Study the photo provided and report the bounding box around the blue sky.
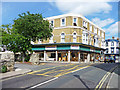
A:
[2,1,119,39]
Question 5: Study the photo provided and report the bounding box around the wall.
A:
[0,52,14,71]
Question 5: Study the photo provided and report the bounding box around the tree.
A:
[13,11,53,42]
[2,25,33,62]
[2,11,53,62]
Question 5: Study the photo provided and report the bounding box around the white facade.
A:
[105,39,119,54]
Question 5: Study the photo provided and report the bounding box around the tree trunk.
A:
[22,52,26,63]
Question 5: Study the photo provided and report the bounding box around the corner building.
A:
[32,14,105,63]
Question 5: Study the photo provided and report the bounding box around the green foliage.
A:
[13,11,53,42]
[24,55,30,62]
[1,11,53,62]
[1,65,7,73]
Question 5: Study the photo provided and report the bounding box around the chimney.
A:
[117,38,119,40]
[112,36,114,39]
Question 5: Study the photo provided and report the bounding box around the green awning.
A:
[80,46,90,51]
[57,45,70,50]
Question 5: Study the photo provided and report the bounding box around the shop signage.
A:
[71,45,79,50]
[45,46,57,50]
[90,49,94,52]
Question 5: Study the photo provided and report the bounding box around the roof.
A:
[105,39,119,42]
[45,13,105,32]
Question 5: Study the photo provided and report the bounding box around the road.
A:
[1,63,118,89]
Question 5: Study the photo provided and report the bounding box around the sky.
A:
[1,0,119,39]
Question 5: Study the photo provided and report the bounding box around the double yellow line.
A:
[54,64,93,77]
[27,63,75,75]
[95,65,117,90]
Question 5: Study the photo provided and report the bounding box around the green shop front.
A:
[32,43,104,63]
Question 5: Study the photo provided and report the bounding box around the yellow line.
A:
[95,65,117,90]
[42,64,85,75]
[27,63,75,74]
[98,72,110,90]
[54,65,80,77]
[30,74,53,77]
[55,64,92,77]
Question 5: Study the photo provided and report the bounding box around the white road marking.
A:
[26,77,58,89]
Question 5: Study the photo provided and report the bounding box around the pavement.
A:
[107,63,120,89]
[0,62,70,80]
[0,69,32,80]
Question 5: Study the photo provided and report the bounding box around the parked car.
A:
[104,56,115,63]
[104,57,110,63]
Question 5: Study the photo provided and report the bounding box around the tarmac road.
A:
[1,63,118,89]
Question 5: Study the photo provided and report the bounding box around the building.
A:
[32,13,105,63]
[105,37,119,61]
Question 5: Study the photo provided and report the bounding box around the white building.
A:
[105,37,119,61]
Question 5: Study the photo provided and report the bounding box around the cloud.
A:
[105,22,118,38]
[92,17,115,27]
[48,0,113,16]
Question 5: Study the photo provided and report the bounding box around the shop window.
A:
[50,53,55,58]
[39,53,44,58]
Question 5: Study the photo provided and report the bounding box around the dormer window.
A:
[73,18,77,26]
[61,18,66,26]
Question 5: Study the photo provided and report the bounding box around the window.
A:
[90,25,92,32]
[50,53,56,58]
[98,30,100,36]
[101,39,105,47]
[111,41,114,46]
[106,48,108,53]
[82,31,88,44]
[38,39,42,44]
[94,28,97,34]
[51,20,54,26]
[61,33,65,43]
[61,18,65,26]
[111,48,114,53]
[73,18,77,26]
[73,33,77,42]
[50,20,54,27]
[83,21,87,29]
[106,42,108,46]
[102,32,104,37]
[49,35,53,43]
[89,37,92,45]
